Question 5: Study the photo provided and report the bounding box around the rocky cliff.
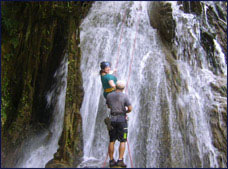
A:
[148,1,227,167]
[1,1,92,167]
[1,1,226,168]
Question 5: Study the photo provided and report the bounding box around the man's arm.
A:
[124,96,132,113]
[110,69,117,74]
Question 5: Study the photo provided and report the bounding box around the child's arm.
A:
[110,69,117,74]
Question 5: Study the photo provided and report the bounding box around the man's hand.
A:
[126,105,132,113]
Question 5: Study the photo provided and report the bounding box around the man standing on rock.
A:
[106,80,132,168]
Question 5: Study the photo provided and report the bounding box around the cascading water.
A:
[169,2,226,167]
[16,57,68,168]
[78,1,226,168]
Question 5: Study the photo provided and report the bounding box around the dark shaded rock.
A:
[200,30,218,73]
[179,1,202,15]
[1,1,93,168]
[148,1,176,44]
[45,2,93,168]
[1,2,72,167]
[206,4,227,65]
[45,159,70,168]
[215,3,227,22]
[199,2,227,75]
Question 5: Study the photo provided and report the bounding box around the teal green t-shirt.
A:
[101,74,117,98]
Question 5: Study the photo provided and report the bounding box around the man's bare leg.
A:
[109,142,115,160]
[118,142,125,160]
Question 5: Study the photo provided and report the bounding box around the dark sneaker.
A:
[104,117,113,131]
[116,159,126,168]
[109,159,117,168]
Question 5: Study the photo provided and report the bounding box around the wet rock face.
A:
[45,2,93,168]
[209,77,227,167]
[1,2,72,167]
[198,2,227,75]
[45,159,70,168]
[206,3,227,64]
[148,1,176,44]
[178,1,202,15]
[1,1,93,168]
[153,2,226,167]
[200,30,217,72]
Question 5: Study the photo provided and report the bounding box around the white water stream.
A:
[16,57,68,168]
[78,1,226,168]
[12,1,226,168]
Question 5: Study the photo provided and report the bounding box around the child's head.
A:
[100,61,111,75]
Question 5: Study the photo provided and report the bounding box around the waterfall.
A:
[16,56,68,168]
[78,1,226,168]
[170,2,226,167]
